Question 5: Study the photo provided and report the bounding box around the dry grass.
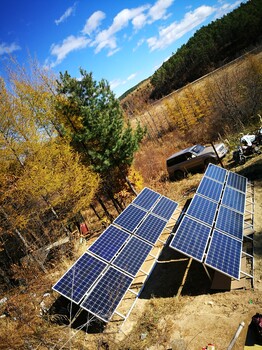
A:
[108,297,186,350]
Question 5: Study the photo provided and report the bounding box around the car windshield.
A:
[191,145,205,154]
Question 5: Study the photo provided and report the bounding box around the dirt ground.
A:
[108,160,262,350]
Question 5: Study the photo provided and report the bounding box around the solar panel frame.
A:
[134,213,167,245]
[151,196,178,221]
[112,236,153,277]
[221,186,246,213]
[205,230,242,279]
[215,206,244,241]
[113,204,147,233]
[226,171,247,193]
[80,266,133,323]
[186,194,218,226]
[196,177,224,202]
[52,252,107,304]
[132,187,161,211]
[169,215,212,262]
[204,163,227,183]
[88,225,130,262]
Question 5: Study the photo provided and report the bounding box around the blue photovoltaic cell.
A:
[151,196,178,220]
[169,216,212,262]
[134,213,167,244]
[215,206,243,240]
[221,186,246,213]
[133,187,161,211]
[186,194,218,226]
[196,177,223,202]
[80,267,133,322]
[88,225,130,262]
[114,204,147,233]
[205,163,227,183]
[205,230,242,279]
[227,171,247,193]
[113,236,152,276]
[52,253,107,304]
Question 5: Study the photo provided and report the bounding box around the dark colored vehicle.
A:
[166,143,228,180]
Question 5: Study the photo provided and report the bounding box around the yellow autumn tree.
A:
[0,60,100,255]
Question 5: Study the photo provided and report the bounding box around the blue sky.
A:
[0,0,247,97]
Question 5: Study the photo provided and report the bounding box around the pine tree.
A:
[55,69,146,176]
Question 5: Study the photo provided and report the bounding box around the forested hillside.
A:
[121,0,262,111]
[151,0,262,99]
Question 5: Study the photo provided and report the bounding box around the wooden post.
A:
[211,142,224,168]
[176,258,192,298]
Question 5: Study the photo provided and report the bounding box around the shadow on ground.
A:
[140,239,215,299]
[48,295,106,333]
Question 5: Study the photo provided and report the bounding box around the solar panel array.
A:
[170,163,247,280]
[53,187,178,322]
[53,164,248,323]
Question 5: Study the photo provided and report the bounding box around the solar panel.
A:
[215,206,243,240]
[133,187,161,211]
[134,213,167,244]
[221,186,246,213]
[205,230,242,279]
[88,225,130,262]
[113,236,152,277]
[169,216,212,262]
[113,204,147,233]
[196,177,223,202]
[52,253,107,304]
[80,267,133,322]
[186,194,218,226]
[205,163,227,183]
[227,171,247,193]
[151,196,178,220]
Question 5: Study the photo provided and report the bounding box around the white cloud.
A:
[50,35,90,66]
[132,13,147,30]
[91,5,149,54]
[109,78,122,90]
[107,47,120,57]
[55,3,76,25]
[127,73,137,81]
[147,5,215,51]
[148,0,174,22]
[0,42,21,56]
[214,1,243,19]
[82,11,106,35]
[133,38,145,51]
[110,72,137,89]
[48,1,173,63]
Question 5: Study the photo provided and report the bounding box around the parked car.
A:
[166,143,228,180]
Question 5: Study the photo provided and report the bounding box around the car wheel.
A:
[173,170,185,181]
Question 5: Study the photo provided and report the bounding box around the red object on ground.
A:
[80,223,89,236]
